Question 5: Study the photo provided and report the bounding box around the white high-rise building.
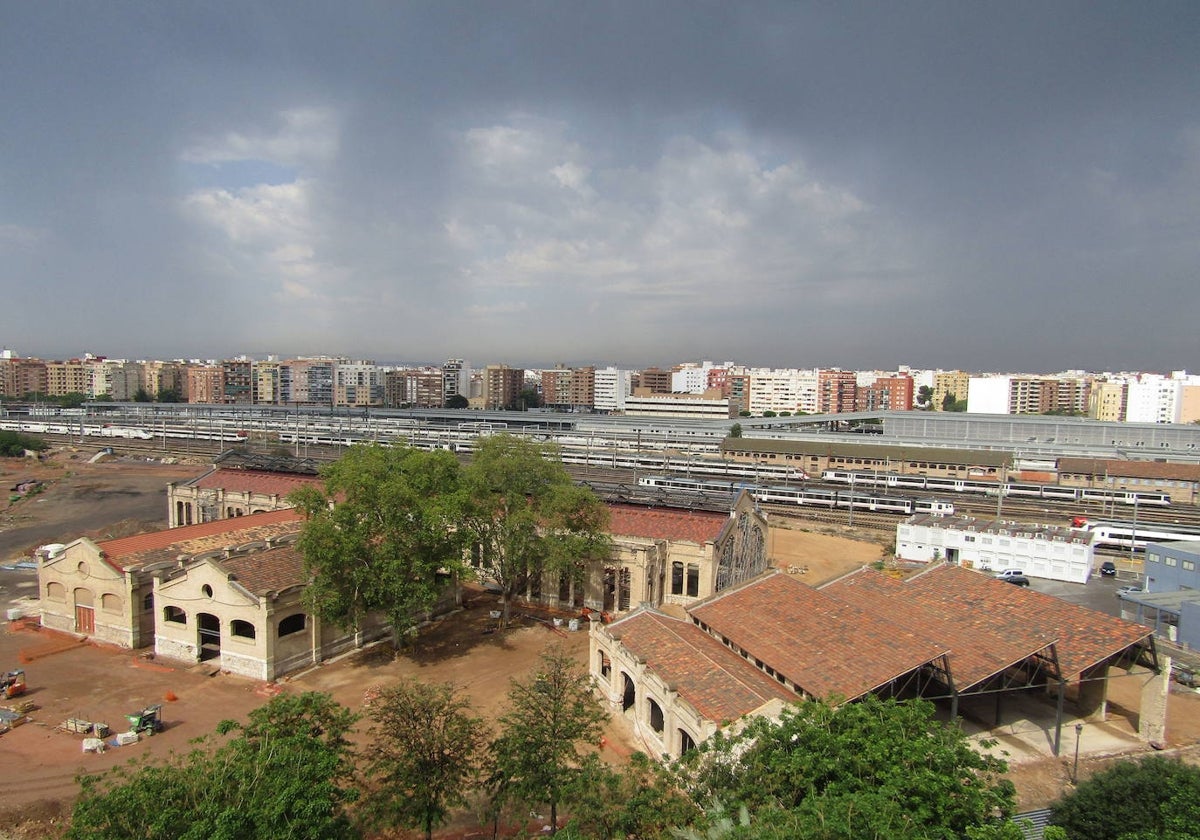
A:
[593,367,633,412]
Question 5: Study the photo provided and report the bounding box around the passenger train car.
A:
[821,470,1172,508]
[1070,517,1200,550]
[0,419,247,443]
[638,475,953,516]
[561,449,808,482]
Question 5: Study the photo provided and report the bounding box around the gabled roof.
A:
[900,564,1152,680]
[95,509,302,572]
[823,568,1055,690]
[161,544,308,600]
[191,468,321,497]
[604,609,796,722]
[606,504,728,544]
[688,572,950,701]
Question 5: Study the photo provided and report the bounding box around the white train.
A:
[638,475,953,516]
[0,419,246,444]
[821,469,1172,508]
[561,449,807,482]
[1071,517,1200,550]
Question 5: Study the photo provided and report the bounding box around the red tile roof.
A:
[97,509,302,571]
[604,609,797,722]
[900,564,1152,680]
[192,468,321,497]
[214,545,308,596]
[823,568,1056,689]
[688,572,950,701]
[606,504,728,544]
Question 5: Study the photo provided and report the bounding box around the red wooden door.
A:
[75,605,95,635]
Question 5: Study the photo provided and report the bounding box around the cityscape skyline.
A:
[3,5,1198,371]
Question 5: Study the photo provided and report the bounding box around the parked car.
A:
[995,569,1027,580]
[1171,665,1198,688]
[1099,560,1117,577]
[1116,585,1143,598]
[1000,574,1031,587]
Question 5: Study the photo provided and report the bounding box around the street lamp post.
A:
[1072,722,1083,784]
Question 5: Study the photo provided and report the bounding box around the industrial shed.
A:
[591,564,1161,760]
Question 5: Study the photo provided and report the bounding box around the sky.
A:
[2,3,1198,373]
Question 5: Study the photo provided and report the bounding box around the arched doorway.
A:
[621,672,636,712]
[197,613,221,662]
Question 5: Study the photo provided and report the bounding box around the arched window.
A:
[163,605,187,624]
[46,581,67,602]
[201,584,213,598]
[648,698,664,734]
[230,620,256,640]
[278,613,306,637]
[100,593,122,613]
[679,729,696,754]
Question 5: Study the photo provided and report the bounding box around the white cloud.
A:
[181,107,340,167]
[445,119,922,326]
[0,223,47,251]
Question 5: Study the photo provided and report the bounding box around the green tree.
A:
[490,646,608,835]
[518,387,542,410]
[0,431,47,456]
[446,393,469,409]
[917,385,935,409]
[157,386,183,403]
[68,692,360,840]
[459,435,609,626]
[728,423,743,439]
[1049,755,1200,840]
[361,679,488,840]
[290,444,466,645]
[678,695,1015,840]
[132,388,152,402]
[563,752,699,840]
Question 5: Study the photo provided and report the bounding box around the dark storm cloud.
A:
[2,2,1196,372]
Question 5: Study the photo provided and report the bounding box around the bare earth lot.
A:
[1,450,1198,837]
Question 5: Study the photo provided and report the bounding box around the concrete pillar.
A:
[1077,664,1110,720]
[1140,658,1170,747]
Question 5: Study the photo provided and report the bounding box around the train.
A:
[560,449,808,482]
[638,475,954,516]
[0,419,248,444]
[821,469,1172,508]
[1070,517,1200,550]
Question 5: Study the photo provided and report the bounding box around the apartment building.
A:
[593,367,632,413]
[817,369,857,414]
[384,367,443,408]
[442,359,470,406]
[933,370,971,411]
[635,367,673,394]
[482,364,524,410]
[333,361,384,407]
[185,364,224,404]
[46,359,89,397]
[0,355,49,398]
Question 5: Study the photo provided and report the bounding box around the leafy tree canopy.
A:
[445,393,469,409]
[1049,755,1200,840]
[0,430,47,456]
[290,444,466,640]
[490,646,608,835]
[361,679,488,840]
[678,695,1015,840]
[68,692,360,840]
[728,423,743,438]
[459,435,610,625]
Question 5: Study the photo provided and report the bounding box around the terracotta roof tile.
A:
[605,610,796,722]
[901,564,1152,680]
[98,509,302,571]
[191,468,322,496]
[606,504,728,544]
[213,545,308,596]
[688,573,949,701]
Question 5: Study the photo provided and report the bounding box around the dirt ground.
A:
[1,449,1198,837]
